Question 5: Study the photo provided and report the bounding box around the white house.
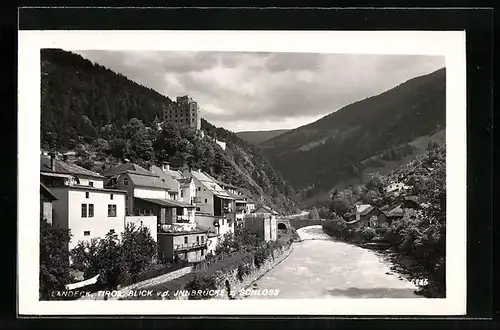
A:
[384,182,412,195]
[40,154,127,252]
[102,163,196,225]
[152,162,197,206]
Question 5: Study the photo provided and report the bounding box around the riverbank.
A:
[321,226,443,298]
[233,243,294,299]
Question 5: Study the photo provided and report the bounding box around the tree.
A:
[39,217,73,300]
[308,207,320,220]
[120,223,157,276]
[109,138,129,160]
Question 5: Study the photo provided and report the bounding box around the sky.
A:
[74,50,445,132]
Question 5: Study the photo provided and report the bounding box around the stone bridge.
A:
[276,218,324,241]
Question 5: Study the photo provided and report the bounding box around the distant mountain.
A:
[40,48,298,214]
[236,129,290,145]
[260,68,446,201]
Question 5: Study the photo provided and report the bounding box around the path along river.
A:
[243,225,425,299]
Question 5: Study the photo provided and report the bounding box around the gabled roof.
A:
[40,155,103,179]
[383,205,404,217]
[100,163,155,178]
[150,165,180,192]
[40,183,58,200]
[127,173,170,190]
[355,204,374,216]
[137,197,195,208]
[190,170,232,199]
[177,177,192,187]
[227,192,247,203]
[252,205,278,215]
[404,195,419,203]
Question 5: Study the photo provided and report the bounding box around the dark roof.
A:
[383,205,404,217]
[40,183,58,200]
[100,163,155,178]
[227,192,247,202]
[404,195,419,203]
[252,205,278,215]
[40,155,103,179]
[137,197,195,208]
[127,173,170,190]
[356,204,375,216]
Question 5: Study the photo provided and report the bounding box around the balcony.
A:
[175,215,192,223]
[173,242,207,251]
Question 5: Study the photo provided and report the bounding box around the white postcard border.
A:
[18,30,466,316]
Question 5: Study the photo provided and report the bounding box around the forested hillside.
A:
[236,129,290,145]
[259,68,446,200]
[40,48,298,214]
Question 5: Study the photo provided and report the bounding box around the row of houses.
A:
[40,153,279,264]
[346,194,427,228]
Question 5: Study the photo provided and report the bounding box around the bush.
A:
[70,225,157,289]
[184,274,218,300]
[39,217,74,300]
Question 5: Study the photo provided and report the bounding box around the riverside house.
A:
[40,154,127,251]
[101,163,196,225]
[184,169,236,235]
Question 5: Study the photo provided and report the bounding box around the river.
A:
[243,225,424,299]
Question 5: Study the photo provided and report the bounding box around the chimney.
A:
[162,161,170,172]
[49,152,56,172]
[198,169,202,173]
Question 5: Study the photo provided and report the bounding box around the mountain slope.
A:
[236,129,290,145]
[40,48,298,214]
[260,68,446,198]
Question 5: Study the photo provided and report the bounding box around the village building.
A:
[40,154,127,251]
[101,163,196,224]
[351,204,388,228]
[156,222,209,263]
[381,205,405,224]
[384,182,412,195]
[40,182,58,225]
[151,162,197,205]
[242,205,278,242]
[162,95,201,130]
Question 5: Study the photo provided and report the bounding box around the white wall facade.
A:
[180,180,196,205]
[125,215,158,242]
[193,182,214,215]
[50,187,127,251]
[76,177,104,189]
[68,189,126,251]
[134,187,168,200]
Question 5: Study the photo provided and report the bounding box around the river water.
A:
[243,225,424,299]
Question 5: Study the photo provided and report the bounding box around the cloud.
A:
[74,50,445,132]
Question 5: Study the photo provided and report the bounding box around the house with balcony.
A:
[184,169,236,237]
[157,222,209,263]
[101,163,196,229]
[226,192,248,226]
[151,162,197,206]
[40,154,127,251]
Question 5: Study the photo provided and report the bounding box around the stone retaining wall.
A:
[80,265,193,300]
[164,244,293,300]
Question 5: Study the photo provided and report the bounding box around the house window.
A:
[201,249,204,256]
[108,204,117,217]
[196,207,200,211]
[201,236,205,244]
[123,178,128,186]
[85,192,89,198]
[109,229,115,234]
[184,237,188,244]
[110,194,114,200]
[88,204,94,217]
[89,181,94,187]
[181,190,184,198]
[204,198,207,203]
[197,187,201,191]
[81,204,87,217]
[197,236,200,245]
[84,231,90,236]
